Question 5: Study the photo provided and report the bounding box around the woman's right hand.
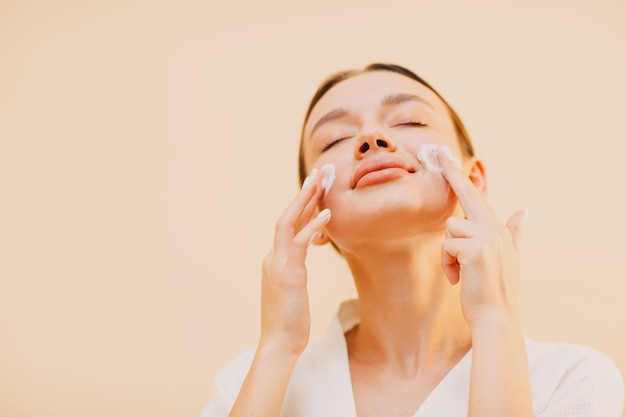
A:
[259,168,331,358]
[226,170,330,417]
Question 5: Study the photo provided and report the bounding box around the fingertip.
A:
[444,268,460,285]
[506,208,528,252]
[302,168,320,189]
[438,146,463,172]
[316,208,331,220]
[508,208,528,229]
[521,208,529,224]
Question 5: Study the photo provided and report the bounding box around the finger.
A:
[441,238,465,285]
[286,208,331,268]
[505,208,528,252]
[294,176,326,232]
[446,216,484,239]
[438,148,493,225]
[273,169,321,257]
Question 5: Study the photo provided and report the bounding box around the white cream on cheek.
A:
[301,164,335,199]
[417,144,462,180]
[320,163,335,199]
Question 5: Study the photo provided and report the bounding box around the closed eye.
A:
[321,137,349,152]
[397,121,427,127]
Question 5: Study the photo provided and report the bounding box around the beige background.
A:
[1,0,625,416]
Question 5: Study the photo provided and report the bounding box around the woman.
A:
[202,63,624,417]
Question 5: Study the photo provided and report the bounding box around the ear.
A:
[467,157,487,195]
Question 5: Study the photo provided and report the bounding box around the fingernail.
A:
[316,208,331,219]
[302,168,319,189]
[521,208,529,224]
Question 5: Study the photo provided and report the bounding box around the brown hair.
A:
[297,63,475,185]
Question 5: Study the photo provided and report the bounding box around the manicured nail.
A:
[316,208,331,219]
[302,168,319,189]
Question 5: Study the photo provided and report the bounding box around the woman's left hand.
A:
[438,150,527,326]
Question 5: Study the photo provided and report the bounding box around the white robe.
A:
[201,300,624,417]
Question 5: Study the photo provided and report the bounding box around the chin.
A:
[327,198,456,244]
[322,177,456,240]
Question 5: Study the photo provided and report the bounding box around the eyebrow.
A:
[308,93,433,140]
[309,108,349,140]
[381,93,432,108]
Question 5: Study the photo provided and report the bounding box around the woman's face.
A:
[301,71,471,249]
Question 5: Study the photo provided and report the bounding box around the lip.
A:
[351,156,416,189]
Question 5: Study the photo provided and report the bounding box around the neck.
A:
[342,231,471,372]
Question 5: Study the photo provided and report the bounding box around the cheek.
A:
[310,154,352,190]
[413,175,458,219]
[304,147,336,176]
[395,128,462,159]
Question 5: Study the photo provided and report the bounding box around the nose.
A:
[354,133,397,158]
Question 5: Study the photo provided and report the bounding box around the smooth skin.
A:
[229,71,532,417]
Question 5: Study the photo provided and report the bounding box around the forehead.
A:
[304,71,447,138]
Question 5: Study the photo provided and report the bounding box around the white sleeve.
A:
[199,349,255,417]
[538,348,624,417]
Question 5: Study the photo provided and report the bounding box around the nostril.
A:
[359,143,370,153]
[376,139,388,148]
